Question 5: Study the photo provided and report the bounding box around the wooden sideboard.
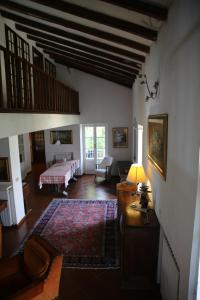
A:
[117,182,160,290]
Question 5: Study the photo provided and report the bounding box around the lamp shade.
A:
[126,164,146,184]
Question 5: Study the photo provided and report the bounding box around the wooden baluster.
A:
[49,76,52,111]
[28,63,33,110]
[0,46,79,114]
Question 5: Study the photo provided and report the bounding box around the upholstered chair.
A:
[94,156,113,182]
[0,235,63,300]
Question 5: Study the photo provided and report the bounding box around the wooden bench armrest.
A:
[0,255,22,280]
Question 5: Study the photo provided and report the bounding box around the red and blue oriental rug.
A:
[29,199,119,269]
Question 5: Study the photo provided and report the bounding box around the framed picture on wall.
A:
[148,114,168,180]
[50,130,73,144]
[112,127,128,148]
[0,157,10,182]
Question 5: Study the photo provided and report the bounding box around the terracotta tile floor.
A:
[2,164,161,300]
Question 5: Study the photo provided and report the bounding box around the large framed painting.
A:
[0,157,10,182]
[50,130,73,144]
[112,127,128,148]
[148,114,168,180]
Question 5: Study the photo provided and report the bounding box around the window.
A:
[83,125,107,174]
[5,25,31,108]
[85,126,94,159]
[96,126,105,161]
[5,25,30,61]
[84,126,106,161]
[45,58,56,77]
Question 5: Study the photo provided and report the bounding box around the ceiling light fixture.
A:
[139,74,159,102]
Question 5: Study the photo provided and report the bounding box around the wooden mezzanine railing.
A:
[0,45,79,114]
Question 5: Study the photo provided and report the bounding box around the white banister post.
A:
[8,136,25,224]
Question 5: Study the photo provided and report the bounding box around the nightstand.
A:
[117,183,160,290]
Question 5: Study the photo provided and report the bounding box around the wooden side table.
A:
[117,181,137,192]
[0,200,7,258]
[116,181,137,212]
[117,184,160,290]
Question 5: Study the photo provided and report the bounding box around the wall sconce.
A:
[139,74,159,102]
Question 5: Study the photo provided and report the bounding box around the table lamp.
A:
[126,164,148,209]
[126,163,146,186]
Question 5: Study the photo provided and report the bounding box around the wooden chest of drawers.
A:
[117,182,160,289]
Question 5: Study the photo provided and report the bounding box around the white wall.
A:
[0,136,26,224]
[56,67,133,168]
[132,0,200,299]
[44,124,81,170]
[0,137,11,183]
[0,113,80,140]
[0,138,9,157]
[1,135,31,182]
[8,136,25,224]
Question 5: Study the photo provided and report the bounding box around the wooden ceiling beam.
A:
[21,30,142,69]
[45,50,136,79]
[48,53,135,82]
[100,0,168,21]
[37,43,139,75]
[54,57,133,88]
[0,4,150,53]
[37,42,139,74]
[24,0,157,41]
[15,22,145,63]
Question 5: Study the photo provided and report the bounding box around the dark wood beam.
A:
[36,38,139,74]
[54,58,133,88]
[48,53,135,82]
[22,0,157,41]
[23,30,142,69]
[45,50,136,79]
[38,43,139,75]
[100,0,168,21]
[15,23,145,63]
[0,4,150,53]
[27,31,141,71]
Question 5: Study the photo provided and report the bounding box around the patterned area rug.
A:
[30,199,119,269]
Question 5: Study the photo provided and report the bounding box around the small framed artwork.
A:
[148,114,168,180]
[50,130,73,144]
[0,157,10,182]
[112,127,128,148]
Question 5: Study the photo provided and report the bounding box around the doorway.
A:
[83,125,107,174]
[30,131,46,164]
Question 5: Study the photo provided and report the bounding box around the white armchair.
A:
[94,156,113,182]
